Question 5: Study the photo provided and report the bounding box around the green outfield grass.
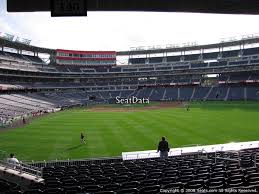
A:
[1,101,259,162]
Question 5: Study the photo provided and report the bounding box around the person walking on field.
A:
[22,117,26,124]
[186,104,190,111]
[81,132,86,144]
[157,136,170,159]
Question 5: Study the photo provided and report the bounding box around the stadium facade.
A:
[1,34,259,126]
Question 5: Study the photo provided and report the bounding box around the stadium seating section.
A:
[1,148,259,193]
[0,83,259,124]
[1,47,259,74]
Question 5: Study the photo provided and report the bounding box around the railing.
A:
[212,149,259,168]
[0,160,42,179]
[214,150,241,166]
[29,156,122,168]
[253,152,259,167]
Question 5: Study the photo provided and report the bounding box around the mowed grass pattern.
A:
[1,101,259,161]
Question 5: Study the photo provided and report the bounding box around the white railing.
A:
[0,160,42,179]
[122,140,259,160]
[29,156,122,168]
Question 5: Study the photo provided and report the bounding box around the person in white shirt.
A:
[7,153,19,169]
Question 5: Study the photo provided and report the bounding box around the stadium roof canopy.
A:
[2,35,259,56]
[0,37,55,54]
[117,36,259,56]
[7,0,259,14]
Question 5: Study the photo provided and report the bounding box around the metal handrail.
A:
[215,157,241,162]
[0,160,42,178]
[181,144,201,148]
[29,156,123,168]
[213,150,241,166]
[197,148,208,159]
[254,152,259,167]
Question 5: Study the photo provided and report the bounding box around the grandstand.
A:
[1,34,259,193]
[1,35,259,125]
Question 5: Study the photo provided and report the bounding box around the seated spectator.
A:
[7,153,20,169]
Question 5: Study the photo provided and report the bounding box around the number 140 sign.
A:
[51,0,87,17]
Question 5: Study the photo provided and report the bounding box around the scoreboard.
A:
[56,49,116,66]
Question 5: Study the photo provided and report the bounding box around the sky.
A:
[1,0,259,52]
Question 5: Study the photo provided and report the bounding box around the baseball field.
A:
[1,101,259,162]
